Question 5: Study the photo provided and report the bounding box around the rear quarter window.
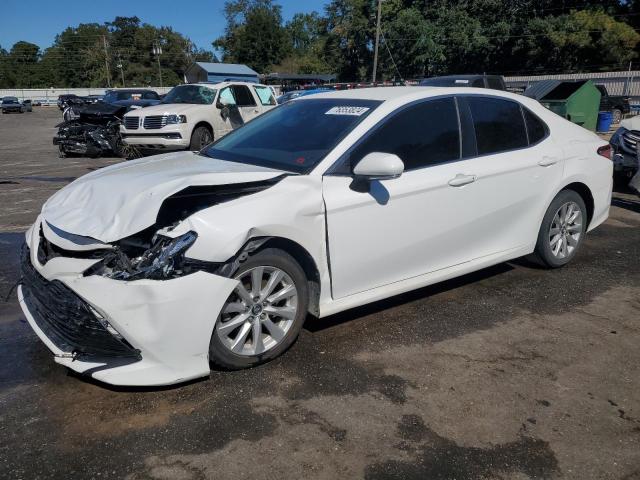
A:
[523,108,548,145]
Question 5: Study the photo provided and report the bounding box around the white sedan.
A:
[19,87,613,386]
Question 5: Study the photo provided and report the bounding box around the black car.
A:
[2,97,26,114]
[595,85,631,124]
[57,94,78,110]
[102,89,161,108]
[419,74,506,90]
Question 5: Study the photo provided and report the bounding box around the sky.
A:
[1,0,328,51]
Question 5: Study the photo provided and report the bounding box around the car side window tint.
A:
[487,77,504,90]
[467,97,528,155]
[254,86,276,106]
[232,85,257,107]
[523,108,548,145]
[351,97,460,171]
[218,87,236,106]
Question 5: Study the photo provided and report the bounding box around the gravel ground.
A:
[1,108,640,480]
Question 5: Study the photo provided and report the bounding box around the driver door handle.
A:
[538,156,559,167]
[448,174,477,187]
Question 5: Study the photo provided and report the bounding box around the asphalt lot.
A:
[1,108,640,480]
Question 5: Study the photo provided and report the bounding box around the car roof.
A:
[106,88,156,92]
[298,86,524,104]
[187,81,268,89]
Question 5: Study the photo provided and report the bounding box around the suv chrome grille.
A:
[123,116,139,130]
[143,115,168,129]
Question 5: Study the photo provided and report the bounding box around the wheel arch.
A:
[192,121,214,137]
[221,236,322,318]
[258,237,321,318]
[560,182,595,227]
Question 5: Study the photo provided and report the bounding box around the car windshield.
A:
[162,85,216,105]
[203,98,381,173]
[3,97,19,104]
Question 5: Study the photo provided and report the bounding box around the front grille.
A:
[622,130,639,153]
[20,245,140,360]
[123,116,139,130]
[143,115,168,129]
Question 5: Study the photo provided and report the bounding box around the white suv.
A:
[121,82,277,151]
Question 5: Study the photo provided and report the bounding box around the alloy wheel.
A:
[216,266,298,356]
[199,130,212,149]
[549,201,582,259]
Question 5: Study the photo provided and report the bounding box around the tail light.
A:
[597,144,612,160]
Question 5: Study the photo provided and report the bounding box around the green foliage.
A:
[0,17,216,88]
[214,0,292,72]
[1,1,638,87]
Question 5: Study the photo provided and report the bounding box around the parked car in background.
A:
[609,115,640,185]
[20,87,612,386]
[121,81,277,151]
[102,89,161,108]
[419,75,506,90]
[595,85,630,124]
[2,97,26,113]
[277,88,333,104]
[57,94,78,110]
[62,89,162,121]
[86,94,104,104]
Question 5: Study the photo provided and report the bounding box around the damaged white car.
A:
[19,87,613,386]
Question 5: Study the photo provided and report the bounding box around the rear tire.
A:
[612,108,623,124]
[533,190,587,268]
[209,248,309,370]
[189,125,213,151]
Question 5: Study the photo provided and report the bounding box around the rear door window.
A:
[350,97,460,171]
[467,97,528,155]
[232,85,257,107]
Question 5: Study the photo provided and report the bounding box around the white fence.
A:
[0,87,174,105]
[505,70,640,102]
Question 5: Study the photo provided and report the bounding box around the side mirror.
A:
[353,152,404,181]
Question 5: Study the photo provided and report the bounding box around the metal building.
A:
[183,62,259,84]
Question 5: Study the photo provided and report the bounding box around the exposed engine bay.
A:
[53,102,141,159]
[40,176,286,281]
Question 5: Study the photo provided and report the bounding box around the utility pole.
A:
[103,35,111,88]
[372,0,383,84]
[153,41,163,88]
[117,54,125,87]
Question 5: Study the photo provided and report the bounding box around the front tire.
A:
[209,248,309,370]
[533,190,587,268]
[189,125,213,151]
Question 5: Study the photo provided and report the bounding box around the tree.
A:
[214,0,291,72]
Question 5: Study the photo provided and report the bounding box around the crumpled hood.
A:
[42,151,283,243]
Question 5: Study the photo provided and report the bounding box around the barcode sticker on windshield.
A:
[325,106,370,116]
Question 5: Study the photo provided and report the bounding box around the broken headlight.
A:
[166,114,187,124]
[88,231,198,280]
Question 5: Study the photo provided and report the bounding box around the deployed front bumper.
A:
[18,221,237,386]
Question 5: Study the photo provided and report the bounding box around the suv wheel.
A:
[209,248,308,370]
[189,126,213,151]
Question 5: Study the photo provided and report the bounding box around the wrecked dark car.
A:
[54,102,141,159]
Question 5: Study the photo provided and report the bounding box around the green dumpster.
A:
[536,80,601,131]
